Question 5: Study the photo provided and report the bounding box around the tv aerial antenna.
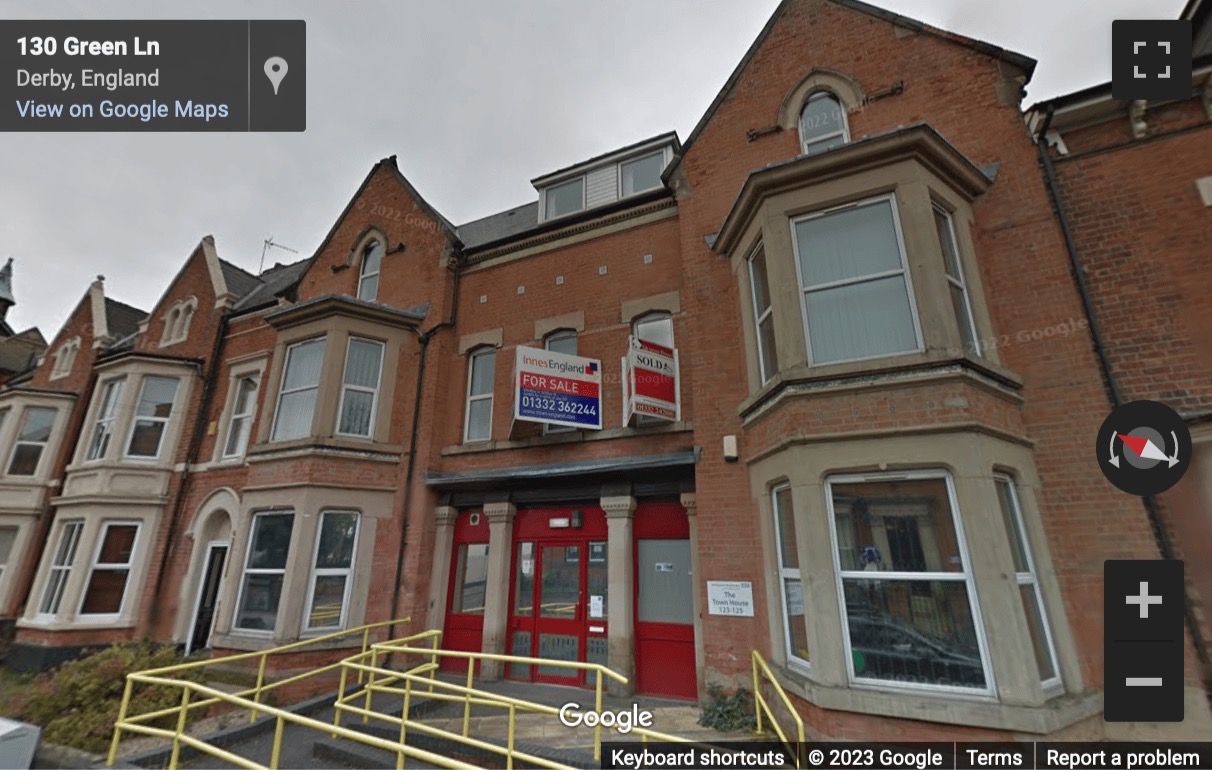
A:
[259,236,300,274]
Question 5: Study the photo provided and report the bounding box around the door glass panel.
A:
[587,541,607,620]
[539,545,579,619]
[638,539,693,624]
[587,636,609,667]
[452,543,489,614]
[514,542,534,616]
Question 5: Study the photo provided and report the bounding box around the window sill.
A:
[210,631,368,653]
[246,437,405,462]
[769,660,1100,734]
[738,351,1023,421]
[442,420,694,456]
[18,615,137,632]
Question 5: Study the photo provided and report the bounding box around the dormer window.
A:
[620,152,664,197]
[799,92,848,155]
[357,241,383,302]
[544,178,585,219]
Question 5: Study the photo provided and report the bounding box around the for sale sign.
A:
[623,336,680,424]
[514,346,603,430]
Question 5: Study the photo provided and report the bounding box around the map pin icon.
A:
[264,56,288,95]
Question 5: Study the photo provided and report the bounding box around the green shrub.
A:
[697,683,756,732]
[14,640,206,754]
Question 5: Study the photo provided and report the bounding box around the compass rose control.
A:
[1097,400,1192,496]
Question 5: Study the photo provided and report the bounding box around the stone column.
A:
[425,506,459,631]
[682,492,706,702]
[479,501,515,680]
[602,495,636,696]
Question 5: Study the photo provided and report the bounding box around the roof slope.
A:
[105,297,148,339]
[456,202,541,250]
[219,259,263,300]
[233,259,311,312]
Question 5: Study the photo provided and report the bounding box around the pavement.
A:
[108,674,762,769]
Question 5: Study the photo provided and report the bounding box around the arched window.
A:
[358,242,383,302]
[799,92,848,156]
[160,298,197,347]
[50,337,80,380]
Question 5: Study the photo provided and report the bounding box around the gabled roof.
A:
[104,297,148,340]
[219,259,263,300]
[665,0,1037,181]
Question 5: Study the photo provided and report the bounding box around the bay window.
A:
[271,338,326,442]
[79,522,140,616]
[827,471,991,693]
[336,338,383,438]
[7,407,57,476]
[235,511,295,632]
[304,511,359,630]
[125,376,179,459]
[748,245,778,383]
[773,484,809,667]
[995,475,1061,688]
[86,378,124,461]
[0,525,16,584]
[38,519,83,616]
[934,205,980,355]
[792,196,921,365]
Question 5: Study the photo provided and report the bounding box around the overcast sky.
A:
[0,0,1186,337]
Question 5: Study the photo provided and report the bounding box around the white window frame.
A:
[772,484,809,670]
[543,330,578,435]
[824,469,996,697]
[86,377,125,462]
[995,474,1062,691]
[37,518,84,618]
[270,338,326,442]
[7,406,56,477]
[799,91,849,155]
[232,510,295,636]
[77,520,142,620]
[790,194,924,366]
[747,244,777,384]
[463,347,495,443]
[302,511,361,633]
[357,241,383,302]
[123,376,179,461]
[933,204,982,356]
[223,375,260,459]
[618,150,665,198]
[543,176,586,220]
[0,524,18,586]
[335,338,384,439]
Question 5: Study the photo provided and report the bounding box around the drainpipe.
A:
[388,250,463,642]
[148,312,231,634]
[1035,106,1212,693]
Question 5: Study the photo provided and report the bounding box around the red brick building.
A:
[1,0,1209,742]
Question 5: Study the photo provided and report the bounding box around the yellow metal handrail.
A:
[110,675,478,770]
[752,649,805,767]
[333,645,692,767]
[108,616,415,765]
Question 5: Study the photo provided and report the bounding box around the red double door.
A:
[443,503,697,699]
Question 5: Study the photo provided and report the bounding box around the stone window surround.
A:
[69,358,197,471]
[749,429,1091,733]
[171,486,237,649]
[18,505,161,631]
[0,393,73,482]
[719,127,1002,398]
[210,354,270,466]
[160,296,198,348]
[209,483,390,650]
[252,309,412,452]
[49,336,81,381]
[0,514,37,614]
